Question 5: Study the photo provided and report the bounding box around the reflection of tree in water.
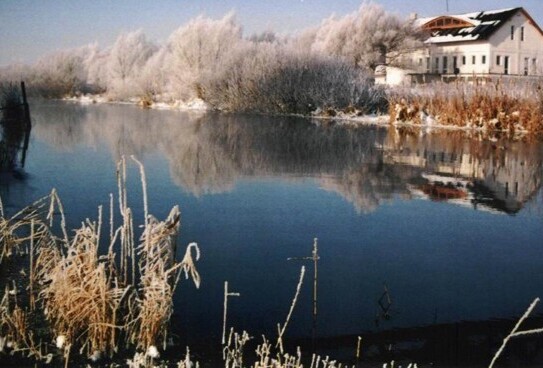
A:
[30,102,543,213]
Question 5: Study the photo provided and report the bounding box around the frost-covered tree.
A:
[248,30,278,44]
[0,63,32,85]
[31,46,94,97]
[166,12,243,100]
[287,27,318,55]
[85,43,109,93]
[312,3,422,70]
[107,30,157,99]
[138,47,169,100]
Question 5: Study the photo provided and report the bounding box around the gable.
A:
[422,16,475,31]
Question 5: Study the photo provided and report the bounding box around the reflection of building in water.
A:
[383,128,543,214]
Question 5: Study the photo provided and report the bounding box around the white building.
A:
[394,7,543,83]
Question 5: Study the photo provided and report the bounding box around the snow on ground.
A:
[63,94,211,111]
[312,113,390,127]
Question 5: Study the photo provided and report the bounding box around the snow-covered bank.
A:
[63,95,211,111]
[60,91,533,143]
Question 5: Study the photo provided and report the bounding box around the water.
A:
[2,100,543,365]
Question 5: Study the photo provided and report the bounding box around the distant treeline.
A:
[0,3,420,114]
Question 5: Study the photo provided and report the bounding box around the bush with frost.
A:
[204,41,384,114]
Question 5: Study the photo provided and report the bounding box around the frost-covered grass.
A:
[0,157,201,366]
[388,80,543,138]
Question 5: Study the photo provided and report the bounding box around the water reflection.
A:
[385,127,543,214]
[32,101,543,214]
[0,101,30,172]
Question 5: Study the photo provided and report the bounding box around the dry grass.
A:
[388,80,543,139]
[0,191,59,265]
[0,157,201,366]
[38,221,128,357]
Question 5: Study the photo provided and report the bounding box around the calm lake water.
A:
[2,100,543,365]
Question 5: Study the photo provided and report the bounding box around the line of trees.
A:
[0,3,421,114]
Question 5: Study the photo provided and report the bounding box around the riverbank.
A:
[61,81,543,142]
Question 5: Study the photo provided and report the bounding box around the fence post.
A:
[20,81,32,168]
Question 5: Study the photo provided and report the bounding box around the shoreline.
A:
[61,94,532,140]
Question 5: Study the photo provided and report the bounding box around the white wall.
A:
[406,42,491,75]
[488,10,543,75]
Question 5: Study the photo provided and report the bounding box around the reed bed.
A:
[388,80,543,139]
[0,156,201,366]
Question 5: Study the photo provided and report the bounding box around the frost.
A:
[146,345,159,358]
[106,30,157,99]
[311,3,422,70]
[0,6,413,114]
[55,335,65,349]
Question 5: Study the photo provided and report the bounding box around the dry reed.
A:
[0,286,50,362]
[0,191,58,264]
[489,297,543,368]
[276,266,305,354]
[388,80,543,139]
[0,156,201,366]
[222,281,241,345]
[222,265,352,368]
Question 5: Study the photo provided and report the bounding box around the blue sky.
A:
[1,0,542,66]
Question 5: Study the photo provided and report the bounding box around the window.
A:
[521,26,524,41]
[462,55,466,65]
[511,25,515,40]
[482,55,486,64]
[472,55,476,65]
[524,57,529,75]
[532,58,537,74]
[434,57,439,73]
[418,58,423,66]
[496,55,501,65]
[442,56,448,73]
[426,57,430,73]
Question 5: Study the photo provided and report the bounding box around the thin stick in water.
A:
[222,281,240,345]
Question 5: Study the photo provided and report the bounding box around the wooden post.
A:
[20,81,31,167]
